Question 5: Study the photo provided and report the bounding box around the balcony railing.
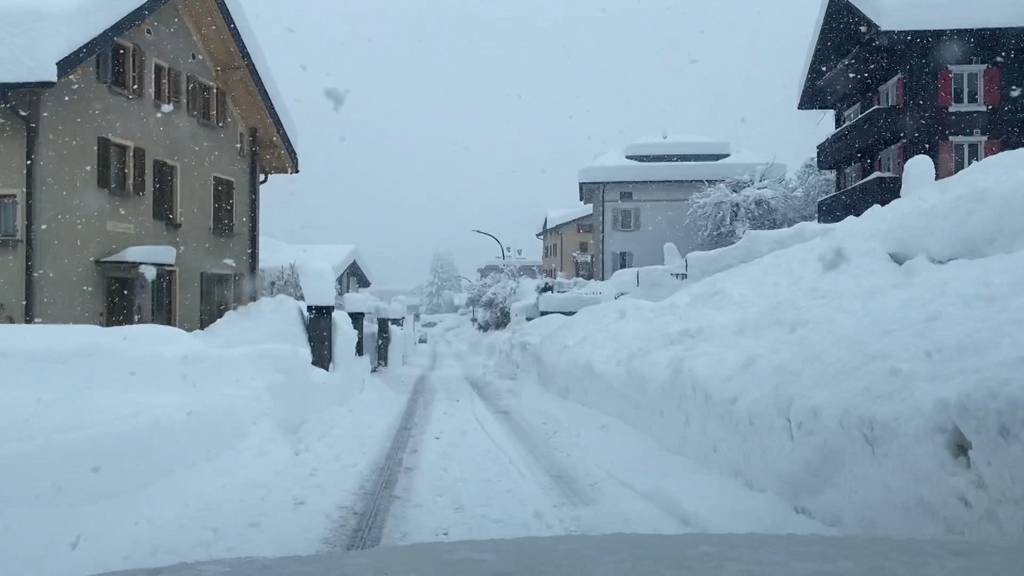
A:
[817,106,905,171]
[818,174,902,224]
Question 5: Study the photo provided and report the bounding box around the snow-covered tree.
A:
[467,263,518,332]
[783,158,835,224]
[688,175,788,250]
[422,250,462,314]
[260,263,304,300]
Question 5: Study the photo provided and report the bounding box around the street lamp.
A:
[472,229,506,261]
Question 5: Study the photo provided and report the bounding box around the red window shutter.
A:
[937,141,955,179]
[984,67,1002,107]
[896,76,906,106]
[985,138,1003,158]
[937,69,953,107]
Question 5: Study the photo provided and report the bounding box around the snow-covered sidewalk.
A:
[0,298,408,576]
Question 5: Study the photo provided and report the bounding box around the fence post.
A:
[307,305,334,371]
[376,317,391,368]
[349,312,365,356]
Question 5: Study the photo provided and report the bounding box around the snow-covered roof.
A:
[0,0,297,170]
[541,206,592,234]
[98,245,177,266]
[850,0,1024,31]
[579,137,785,184]
[260,237,372,306]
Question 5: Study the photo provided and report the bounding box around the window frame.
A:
[950,64,987,111]
[878,74,901,107]
[950,135,987,173]
[619,207,636,231]
[877,142,903,175]
[841,163,863,190]
[107,137,134,196]
[842,102,862,125]
[619,191,634,201]
[211,175,236,236]
[0,194,19,239]
[152,158,180,224]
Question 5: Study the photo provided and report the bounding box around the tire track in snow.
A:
[323,348,436,552]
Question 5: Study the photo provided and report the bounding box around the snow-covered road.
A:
[359,327,827,547]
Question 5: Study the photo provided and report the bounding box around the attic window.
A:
[96,41,144,98]
[187,75,227,126]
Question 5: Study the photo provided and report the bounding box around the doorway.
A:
[105,277,137,327]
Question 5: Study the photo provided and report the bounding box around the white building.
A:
[578,136,784,279]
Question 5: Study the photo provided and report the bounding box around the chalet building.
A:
[259,236,373,306]
[537,206,594,280]
[0,0,298,328]
[800,0,1024,223]
[579,136,783,280]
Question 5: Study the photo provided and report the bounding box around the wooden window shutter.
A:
[97,137,112,189]
[937,69,953,107]
[216,87,228,127]
[186,74,198,117]
[984,67,1002,107]
[896,76,906,106]
[132,147,147,195]
[95,48,112,85]
[131,44,145,98]
[611,208,621,231]
[168,68,183,105]
[937,141,955,179]
[611,251,620,271]
[632,208,641,230]
[985,139,1003,158]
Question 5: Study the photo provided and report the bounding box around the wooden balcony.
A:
[817,106,905,171]
[817,174,902,224]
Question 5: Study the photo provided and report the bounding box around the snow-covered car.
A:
[92,534,1022,575]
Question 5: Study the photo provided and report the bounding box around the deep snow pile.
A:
[485,152,1024,540]
[0,297,402,576]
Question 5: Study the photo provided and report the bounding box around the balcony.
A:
[818,174,902,224]
[817,106,905,171]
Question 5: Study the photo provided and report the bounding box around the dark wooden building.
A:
[799,0,1024,223]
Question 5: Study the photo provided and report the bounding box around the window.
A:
[952,137,986,173]
[97,137,146,195]
[842,102,861,125]
[0,196,17,238]
[951,65,985,109]
[620,191,633,201]
[878,75,901,107]
[212,176,235,235]
[153,62,182,107]
[577,223,593,234]
[878,143,904,175]
[841,163,863,189]
[552,243,558,257]
[96,41,144,97]
[188,75,228,126]
[616,207,639,231]
[616,251,634,271]
[152,160,178,223]
[578,242,589,254]
[200,273,241,329]
[151,269,176,327]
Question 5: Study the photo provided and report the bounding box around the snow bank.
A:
[0,296,400,576]
[490,151,1024,539]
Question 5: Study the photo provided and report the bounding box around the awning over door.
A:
[98,245,177,266]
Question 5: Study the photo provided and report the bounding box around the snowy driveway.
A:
[350,331,828,546]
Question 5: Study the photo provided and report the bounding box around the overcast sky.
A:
[247,0,834,289]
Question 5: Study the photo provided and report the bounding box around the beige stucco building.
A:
[538,206,594,280]
[0,0,297,329]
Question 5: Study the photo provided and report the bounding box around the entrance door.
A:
[105,277,136,327]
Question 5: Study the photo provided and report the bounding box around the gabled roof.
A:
[579,136,784,184]
[799,0,1024,109]
[0,0,298,174]
[539,206,592,236]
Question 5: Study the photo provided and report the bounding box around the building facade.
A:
[578,137,783,280]
[0,0,297,329]
[799,0,1024,223]
[538,207,593,279]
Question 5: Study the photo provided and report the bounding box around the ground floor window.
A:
[615,251,634,271]
[103,267,177,327]
[952,137,985,174]
[200,272,243,329]
[0,195,17,238]
[152,269,176,327]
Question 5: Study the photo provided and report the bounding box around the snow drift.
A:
[486,152,1024,539]
[0,297,401,576]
